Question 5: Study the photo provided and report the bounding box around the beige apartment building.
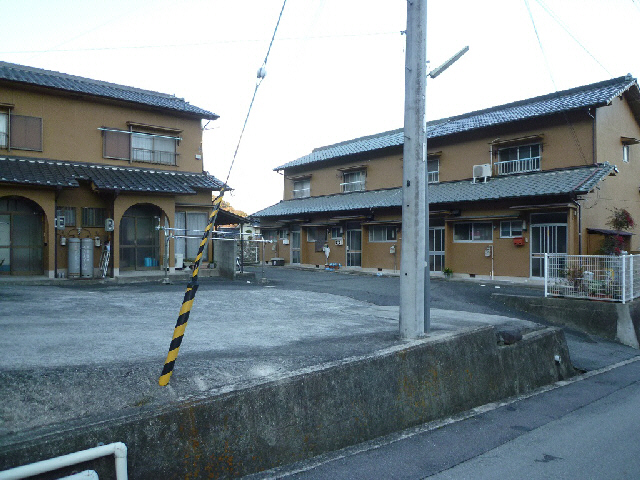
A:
[0,62,234,278]
[254,75,640,279]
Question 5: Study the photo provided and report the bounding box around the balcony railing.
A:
[341,181,365,193]
[292,188,310,198]
[131,148,178,166]
[494,157,540,175]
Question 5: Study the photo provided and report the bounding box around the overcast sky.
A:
[2,0,640,214]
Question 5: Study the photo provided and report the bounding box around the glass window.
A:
[500,220,523,238]
[368,225,397,242]
[262,230,277,242]
[496,143,541,175]
[427,158,439,183]
[292,178,310,198]
[278,229,288,239]
[307,227,317,242]
[56,206,76,227]
[453,222,492,242]
[0,112,7,148]
[331,227,342,239]
[341,170,366,192]
[131,132,177,165]
[623,144,630,163]
[81,207,106,228]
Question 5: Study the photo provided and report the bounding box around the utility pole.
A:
[400,0,429,338]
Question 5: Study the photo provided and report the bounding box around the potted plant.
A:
[442,267,453,279]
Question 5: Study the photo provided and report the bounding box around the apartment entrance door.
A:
[429,226,445,272]
[346,222,362,267]
[290,225,301,264]
[530,212,567,277]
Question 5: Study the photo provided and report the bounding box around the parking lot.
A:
[1,267,637,444]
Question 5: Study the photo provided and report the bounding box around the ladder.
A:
[99,242,111,278]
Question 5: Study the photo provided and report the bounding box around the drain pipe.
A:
[0,442,127,480]
[572,197,583,255]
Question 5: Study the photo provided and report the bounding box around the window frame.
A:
[427,158,439,184]
[331,227,342,240]
[292,177,311,198]
[453,222,493,243]
[81,207,107,228]
[623,144,630,163]
[101,127,180,166]
[500,220,523,238]
[368,225,397,242]
[56,206,77,227]
[0,111,8,149]
[496,142,541,175]
[341,170,366,193]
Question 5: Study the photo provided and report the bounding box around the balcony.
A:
[494,156,540,176]
[131,148,178,166]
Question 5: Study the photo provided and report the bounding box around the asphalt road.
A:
[246,267,638,372]
[239,267,640,480]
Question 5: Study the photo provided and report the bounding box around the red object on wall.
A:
[513,237,525,246]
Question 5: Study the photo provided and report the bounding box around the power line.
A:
[224,0,288,187]
[524,0,588,165]
[0,30,399,56]
[533,0,611,76]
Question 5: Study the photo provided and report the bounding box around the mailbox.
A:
[513,237,525,246]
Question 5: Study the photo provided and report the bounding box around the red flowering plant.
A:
[598,208,635,255]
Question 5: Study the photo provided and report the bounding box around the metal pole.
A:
[400,0,428,339]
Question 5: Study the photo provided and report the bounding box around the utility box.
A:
[271,257,285,266]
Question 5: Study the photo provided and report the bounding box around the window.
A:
[81,207,106,228]
[262,230,277,242]
[341,170,366,192]
[9,114,43,151]
[623,144,630,163]
[427,158,439,183]
[453,222,493,242]
[500,220,523,238]
[306,227,326,242]
[278,229,288,239]
[56,206,76,227]
[0,112,7,148]
[102,128,179,165]
[331,227,342,240]
[496,143,540,175]
[131,132,177,165]
[292,178,310,198]
[369,225,397,242]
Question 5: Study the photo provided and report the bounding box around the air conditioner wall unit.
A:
[472,163,492,183]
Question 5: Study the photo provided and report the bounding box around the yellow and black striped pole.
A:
[159,189,225,386]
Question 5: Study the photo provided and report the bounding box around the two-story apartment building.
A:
[254,75,640,279]
[0,62,231,278]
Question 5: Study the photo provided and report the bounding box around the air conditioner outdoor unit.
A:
[472,163,492,183]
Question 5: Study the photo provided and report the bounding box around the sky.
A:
[2,0,640,214]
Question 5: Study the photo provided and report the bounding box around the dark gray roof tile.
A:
[276,75,637,170]
[0,156,227,194]
[253,164,613,217]
[0,62,219,120]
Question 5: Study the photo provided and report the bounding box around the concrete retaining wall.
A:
[494,294,640,349]
[0,326,574,479]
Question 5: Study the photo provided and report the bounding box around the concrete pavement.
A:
[0,278,542,440]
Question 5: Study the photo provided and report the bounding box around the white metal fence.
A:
[544,253,640,303]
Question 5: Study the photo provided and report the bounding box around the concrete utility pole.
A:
[400,0,429,338]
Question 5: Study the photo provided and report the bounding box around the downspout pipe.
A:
[572,197,583,255]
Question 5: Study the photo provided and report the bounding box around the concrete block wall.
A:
[494,294,640,349]
[0,326,574,479]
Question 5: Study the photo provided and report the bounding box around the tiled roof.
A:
[276,75,638,170]
[253,164,614,217]
[0,62,219,120]
[0,156,227,194]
